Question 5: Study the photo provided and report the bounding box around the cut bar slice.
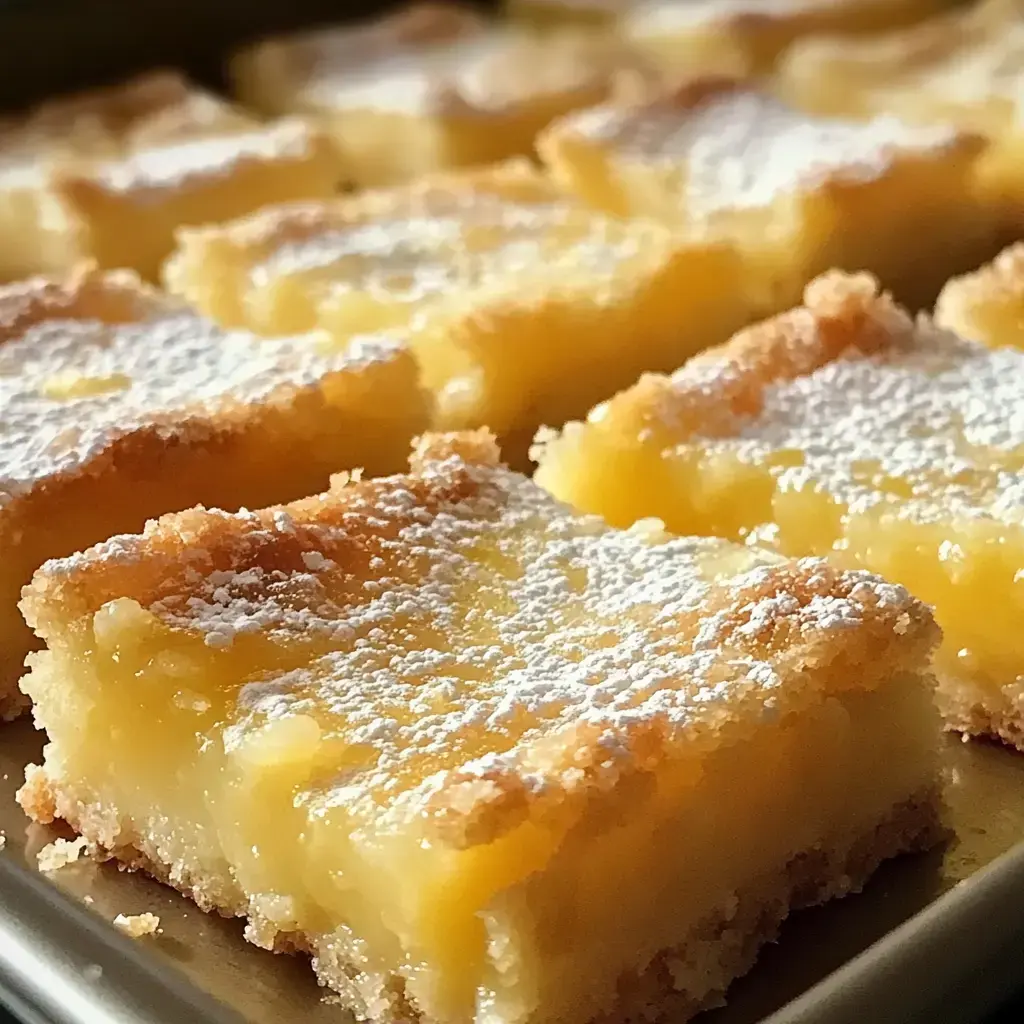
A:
[623,0,948,77]
[19,430,942,1024]
[538,77,995,311]
[506,0,641,30]
[776,0,1024,238]
[535,271,1024,748]
[163,161,748,453]
[230,3,658,188]
[0,265,425,717]
[0,71,341,282]
[936,243,1024,350]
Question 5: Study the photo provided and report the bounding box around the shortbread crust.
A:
[935,243,1024,350]
[19,431,942,1023]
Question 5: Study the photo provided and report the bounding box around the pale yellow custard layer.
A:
[20,431,941,1024]
[536,271,1024,747]
[164,161,749,447]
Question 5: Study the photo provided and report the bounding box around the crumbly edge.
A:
[937,678,1024,753]
[20,765,941,1024]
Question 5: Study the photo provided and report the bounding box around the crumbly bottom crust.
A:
[20,773,942,1024]
[938,680,1024,753]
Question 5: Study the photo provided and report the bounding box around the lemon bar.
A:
[535,271,1024,748]
[506,0,640,30]
[777,0,1024,236]
[231,3,657,188]
[623,0,949,77]
[18,430,942,1024]
[0,266,425,718]
[936,243,1024,350]
[538,78,995,312]
[164,161,747,454]
[0,71,341,282]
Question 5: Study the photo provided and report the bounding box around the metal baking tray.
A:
[3,718,1024,1024]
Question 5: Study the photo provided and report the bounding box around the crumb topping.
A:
[34,432,935,838]
[560,83,967,215]
[0,274,402,505]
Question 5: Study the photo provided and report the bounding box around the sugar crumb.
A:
[37,836,90,871]
[113,912,161,938]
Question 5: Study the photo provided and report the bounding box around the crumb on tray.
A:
[113,912,161,938]
[37,836,90,871]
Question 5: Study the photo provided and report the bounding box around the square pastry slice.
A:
[0,70,341,282]
[0,266,425,717]
[935,243,1024,351]
[164,161,748,454]
[19,430,942,1024]
[535,271,1024,748]
[623,0,946,77]
[230,3,658,188]
[776,0,1024,236]
[538,77,995,311]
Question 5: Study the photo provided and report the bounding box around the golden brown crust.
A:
[585,271,915,442]
[20,431,497,632]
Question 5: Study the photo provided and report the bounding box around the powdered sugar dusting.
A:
[90,119,323,197]
[681,319,1024,523]
[253,186,649,298]
[103,443,925,826]
[269,7,643,117]
[564,87,963,216]
[0,298,402,505]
